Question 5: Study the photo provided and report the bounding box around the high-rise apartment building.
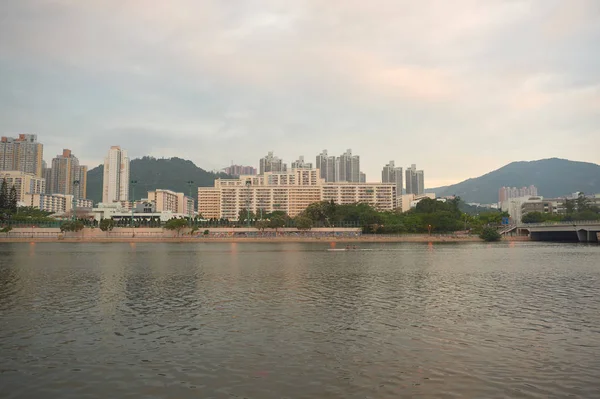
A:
[316,149,361,183]
[338,149,360,183]
[291,156,313,169]
[102,146,130,203]
[49,149,87,199]
[259,151,287,174]
[223,165,257,177]
[382,161,403,200]
[405,164,424,195]
[0,134,44,177]
[42,160,52,190]
[498,185,538,203]
[381,161,395,183]
[0,138,16,172]
[316,150,337,182]
[77,165,88,200]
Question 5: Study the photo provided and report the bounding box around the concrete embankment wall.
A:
[0,227,362,240]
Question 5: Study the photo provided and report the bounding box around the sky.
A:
[1,0,599,188]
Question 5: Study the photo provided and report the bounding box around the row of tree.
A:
[295,197,507,235]
[91,197,500,237]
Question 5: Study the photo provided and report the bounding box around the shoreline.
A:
[0,235,530,244]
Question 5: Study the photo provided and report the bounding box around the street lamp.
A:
[131,180,137,229]
[72,180,80,221]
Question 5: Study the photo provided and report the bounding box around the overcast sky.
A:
[1,0,599,187]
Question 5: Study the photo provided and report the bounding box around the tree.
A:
[301,201,333,225]
[564,199,576,215]
[479,227,501,242]
[268,215,286,231]
[521,212,545,224]
[164,218,188,236]
[238,208,256,224]
[0,179,7,210]
[8,186,17,213]
[99,219,115,234]
[576,192,590,212]
[256,220,270,232]
[60,221,85,235]
[573,210,600,221]
[294,216,313,231]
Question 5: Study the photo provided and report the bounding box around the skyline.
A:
[1,1,599,187]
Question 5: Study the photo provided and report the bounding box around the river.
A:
[1,242,599,398]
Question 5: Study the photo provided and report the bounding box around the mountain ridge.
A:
[86,156,230,204]
[427,158,600,203]
[85,156,600,206]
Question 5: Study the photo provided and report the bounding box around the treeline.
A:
[203,198,506,234]
[295,198,507,234]
[522,193,600,223]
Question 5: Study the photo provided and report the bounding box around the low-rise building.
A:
[503,193,600,223]
[24,193,93,215]
[91,198,192,222]
[398,193,437,213]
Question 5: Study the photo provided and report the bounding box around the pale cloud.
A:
[0,0,599,188]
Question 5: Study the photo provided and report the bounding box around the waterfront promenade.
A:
[0,227,528,243]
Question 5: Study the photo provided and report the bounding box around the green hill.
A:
[428,158,600,204]
[86,156,231,204]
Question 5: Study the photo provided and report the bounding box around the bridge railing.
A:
[518,220,600,228]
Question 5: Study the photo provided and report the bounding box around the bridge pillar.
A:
[577,230,588,243]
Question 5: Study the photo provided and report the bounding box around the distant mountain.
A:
[428,158,600,204]
[86,156,231,204]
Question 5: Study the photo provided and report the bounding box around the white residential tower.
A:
[102,146,130,203]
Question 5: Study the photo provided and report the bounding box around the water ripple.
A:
[0,242,599,398]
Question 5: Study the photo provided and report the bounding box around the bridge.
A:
[517,221,600,242]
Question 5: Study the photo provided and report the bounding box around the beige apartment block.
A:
[0,170,46,204]
[198,168,397,220]
[322,183,396,211]
[147,189,195,217]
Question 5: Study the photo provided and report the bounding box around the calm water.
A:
[1,242,599,398]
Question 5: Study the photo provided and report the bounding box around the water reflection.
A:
[0,242,599,398]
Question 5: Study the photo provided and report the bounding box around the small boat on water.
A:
[327,246,371,251]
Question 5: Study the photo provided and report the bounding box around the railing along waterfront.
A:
[518,220,600,228]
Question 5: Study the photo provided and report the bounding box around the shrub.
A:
[99,219,115,232]
[479,227,501,242]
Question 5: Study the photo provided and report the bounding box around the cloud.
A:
[0,0,599,189]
